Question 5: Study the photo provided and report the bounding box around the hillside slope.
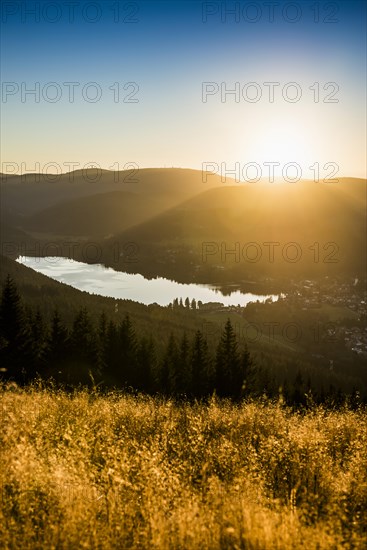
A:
[99,178,366,282]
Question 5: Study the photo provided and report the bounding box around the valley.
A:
[1,169,366,399]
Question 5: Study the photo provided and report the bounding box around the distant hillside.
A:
[21,191,166,238]
[99,178,367,283]
[0,167,223,221]
[1,170,365,286]
[1,167,227,244]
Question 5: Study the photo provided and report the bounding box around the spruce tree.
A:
[236,343,255,399]
[160,333,178,394]
[69,308,98,384]
[175,333,191,395]
[28,307,48,376]
[103,320,119,384]
[215,318,241,397]
[191,330,213,397]
[0,276,24,344]
[46,310,70,379]
[136,336,156,392]
[0,276,34,383]
[118,315,138,388]
[97,312,108,371]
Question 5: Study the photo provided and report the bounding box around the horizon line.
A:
[0,166,366,181]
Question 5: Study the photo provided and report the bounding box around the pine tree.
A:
[46,310,70,380]
[175,333,191,395]
[236,343,255,399]
[103,320,119,383]
[117,315,138,388]
[69,308,98,384]
[0,275,24,344]
[191,330,213,397]
[136,336,156,392]
[71,308,96,357]
[0,276,34,383]
[48,310,69,359]
[97,312,108,371]
[28,307,48,375]
[160,333,178,394]
[215,319,241,397]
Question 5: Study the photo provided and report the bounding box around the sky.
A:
[1,0,366,179]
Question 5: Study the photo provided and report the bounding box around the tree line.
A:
[0,276,255,399]
[0,276,363,406]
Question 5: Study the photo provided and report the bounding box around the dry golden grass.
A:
[0,383,366,549]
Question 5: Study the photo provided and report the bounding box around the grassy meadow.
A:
[1,384,366,549]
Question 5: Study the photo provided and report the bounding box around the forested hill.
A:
[0,274,365,405]
[0,255,204,347]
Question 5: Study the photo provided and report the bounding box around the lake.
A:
[16,256,280,307]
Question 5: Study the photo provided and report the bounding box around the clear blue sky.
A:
[1,0,366,178]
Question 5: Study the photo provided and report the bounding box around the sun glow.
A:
[241,116,316,181]
[260,127,310,163]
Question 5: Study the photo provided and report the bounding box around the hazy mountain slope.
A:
[1,171,365,283]
[100,179,366,281]
[0,168,226,243]
[0,168,223,220]
[21,191,165,238]
[107,179,366,243]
